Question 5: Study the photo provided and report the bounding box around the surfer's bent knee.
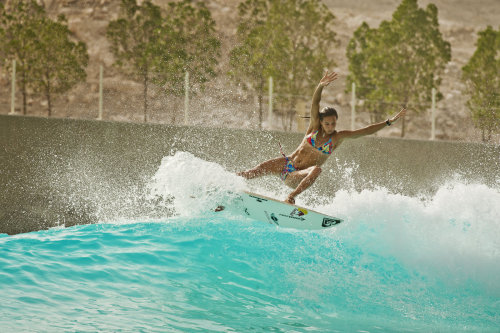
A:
[307,166,322,179]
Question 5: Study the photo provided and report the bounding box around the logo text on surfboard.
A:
[322,217,342,227]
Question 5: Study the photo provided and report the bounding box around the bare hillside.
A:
[1,0,499,142]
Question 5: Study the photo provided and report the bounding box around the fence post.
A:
[296,100,308,133]
[268,76,273,127]
[431,87,436,140]
[9,60,16,115]
[184,71,189,125]
[98,65,103,120]
[351,82,356,130]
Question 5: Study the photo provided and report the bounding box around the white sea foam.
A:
[313,183,500,293]
[148,151,500,292]
[148,151,247,216]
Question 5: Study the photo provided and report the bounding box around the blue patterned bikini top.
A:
[306,130,333,155]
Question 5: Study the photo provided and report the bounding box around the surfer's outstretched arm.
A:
[338,108,407,140]
[306,71,338,134]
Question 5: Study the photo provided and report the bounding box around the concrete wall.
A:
[1,115,498,234]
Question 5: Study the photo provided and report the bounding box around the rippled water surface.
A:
[2,209,499,332]
[1,153,499,332]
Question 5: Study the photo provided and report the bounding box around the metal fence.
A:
[3,59,499,142]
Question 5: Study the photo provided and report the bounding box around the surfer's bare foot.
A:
[285,196,295,205]
[236,171,250,179]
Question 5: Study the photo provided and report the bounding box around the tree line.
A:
[0,0,88,116]
[0,0,498,141]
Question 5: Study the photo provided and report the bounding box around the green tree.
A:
[0,0,46,114]
[107,0,168,122]
[0,1,87,116]
[346,0,451,137]
[107,0,220,122]
[162,0,220,95]
[229,14,284,129]
[31,15,88,116]
[462,26,500,142]
[0,3,4,58]
[229,0,337,130]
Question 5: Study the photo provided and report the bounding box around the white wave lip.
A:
[149,151,246,216]
[148,152,500,292]
[315,182,500,293]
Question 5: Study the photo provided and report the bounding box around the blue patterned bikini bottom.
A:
[278,142,297,181]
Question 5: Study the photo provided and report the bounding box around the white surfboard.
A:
[223,191,343,230]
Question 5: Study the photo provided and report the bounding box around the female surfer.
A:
[238,71,406,204]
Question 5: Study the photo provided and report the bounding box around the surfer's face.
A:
[320,116,337,134]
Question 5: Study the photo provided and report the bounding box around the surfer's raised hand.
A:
[388,108,407,124]
[318,70,338,87]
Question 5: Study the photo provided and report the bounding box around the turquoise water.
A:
[1,153,499,332]
[1,213,499,332]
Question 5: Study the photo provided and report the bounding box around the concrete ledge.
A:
[1,115,499,234]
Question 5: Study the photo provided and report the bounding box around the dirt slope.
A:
[1,0,499,142]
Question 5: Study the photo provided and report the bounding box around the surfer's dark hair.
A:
[319,107,338,120]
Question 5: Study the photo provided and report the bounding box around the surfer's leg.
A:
[237,157,286,179]
[283,166,322,204]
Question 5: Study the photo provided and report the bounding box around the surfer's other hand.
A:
[389,108,407,123]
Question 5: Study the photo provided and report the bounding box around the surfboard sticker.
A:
[230,191,343,230]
